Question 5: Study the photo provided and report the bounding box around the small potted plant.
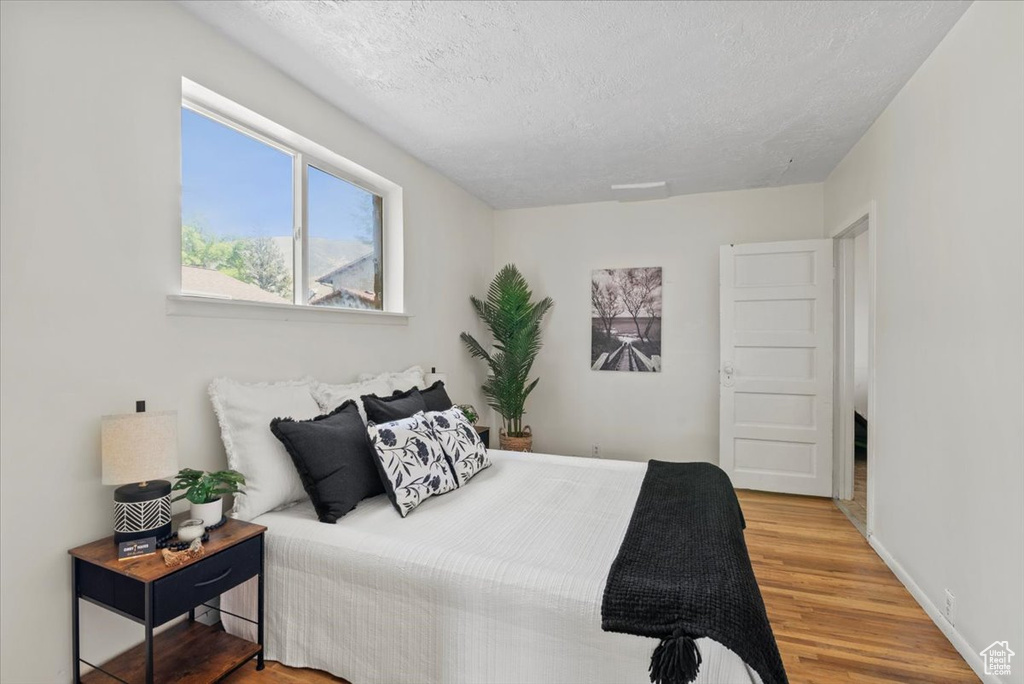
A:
[171,468,245,525]
[456,404,479,425]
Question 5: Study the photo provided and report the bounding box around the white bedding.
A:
[223,450,761,684]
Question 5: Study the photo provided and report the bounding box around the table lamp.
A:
[102,402,178,543]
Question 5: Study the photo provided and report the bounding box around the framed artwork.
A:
[591,267,662,372]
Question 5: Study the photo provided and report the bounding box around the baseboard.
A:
[868,535,1002,683]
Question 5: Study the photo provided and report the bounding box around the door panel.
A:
[720,240,833,496]
[734,439,816,475]
[735,298,815,331]
[734,393,815,428]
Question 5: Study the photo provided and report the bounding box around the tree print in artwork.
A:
[591,267,662,372]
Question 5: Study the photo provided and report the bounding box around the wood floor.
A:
[225,490,977,684]
[846,457,868,530]
[226,662,344,683]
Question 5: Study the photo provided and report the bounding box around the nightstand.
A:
[474,425,490,449]
[69,515,267,683]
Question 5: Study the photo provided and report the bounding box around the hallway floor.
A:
[848,457,868,529]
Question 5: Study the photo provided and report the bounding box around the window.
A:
[306,165,383,310]
[180,85,395,313]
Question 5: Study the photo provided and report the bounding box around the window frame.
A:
[301,158,386,308]
[178,78,403,316]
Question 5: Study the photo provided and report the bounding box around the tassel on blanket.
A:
[649,630,702,684]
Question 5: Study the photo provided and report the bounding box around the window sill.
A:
[166,294,410,325]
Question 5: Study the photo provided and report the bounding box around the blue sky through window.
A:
[307,165,376,247]
[180,105,380,288]
[181,108,377,245]
[181,107,292,239]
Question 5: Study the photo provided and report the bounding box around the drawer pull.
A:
[194,568,232,588]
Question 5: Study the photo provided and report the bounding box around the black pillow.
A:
[420,380,454,412]
[361,386,428,424]
[270,401,384,524]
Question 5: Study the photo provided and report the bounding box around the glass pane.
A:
[180,107,294,304]
[306,165,383,310]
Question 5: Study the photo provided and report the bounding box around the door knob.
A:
[722,362,735,387]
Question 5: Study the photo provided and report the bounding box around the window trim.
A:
[178,78,404,316]
[166,293,410,325]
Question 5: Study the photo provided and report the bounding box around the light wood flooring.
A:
[227,662,344,683]
[846,457,868,530]
[226,489,977,684]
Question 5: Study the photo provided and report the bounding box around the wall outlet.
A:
[592,444,601,459]
[944,589,956,626]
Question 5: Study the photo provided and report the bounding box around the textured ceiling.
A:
[180,1,970,209]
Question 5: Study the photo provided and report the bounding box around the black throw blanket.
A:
[601,460,787,684]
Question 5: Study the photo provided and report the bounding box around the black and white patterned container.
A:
[113,480,172,543]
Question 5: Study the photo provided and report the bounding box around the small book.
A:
[118,537,157,560]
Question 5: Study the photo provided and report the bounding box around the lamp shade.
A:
[101,411,178,485]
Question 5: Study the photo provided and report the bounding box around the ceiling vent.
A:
[610,181,670,202]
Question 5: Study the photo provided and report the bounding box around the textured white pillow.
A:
[208,378,322,521]
[357,366,425,393]
[368,411,458,517]
[425,407,491,486]
[311,376,393,422]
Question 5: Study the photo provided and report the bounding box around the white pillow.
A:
[311,376,393,422]
[425,407,491,486]
[357,365,426,393]
[208,378,322,521]
[367,411,458,517]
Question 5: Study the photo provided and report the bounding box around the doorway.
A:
[832,210,874,536]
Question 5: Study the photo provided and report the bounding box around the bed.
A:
[222,450,763,684]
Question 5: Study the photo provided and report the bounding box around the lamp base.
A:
[113,480,172,544]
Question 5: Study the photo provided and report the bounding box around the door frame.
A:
[830,201,877,536]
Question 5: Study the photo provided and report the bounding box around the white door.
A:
[720,240,833,496]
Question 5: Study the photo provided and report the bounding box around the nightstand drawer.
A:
[77,559,146,621]
[152,536,261,625]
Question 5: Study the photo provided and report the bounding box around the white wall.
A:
[824,1,1024,680]
[493,183,823,462]
[4,0,1020,681]
[853,229,869,416]
[0,2,493,681]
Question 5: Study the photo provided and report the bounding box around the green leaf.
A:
[459,264,552,426]
[171,467,246,505]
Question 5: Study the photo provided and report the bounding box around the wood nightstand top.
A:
[69,514,266,583]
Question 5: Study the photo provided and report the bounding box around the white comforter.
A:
[223,450,761,684]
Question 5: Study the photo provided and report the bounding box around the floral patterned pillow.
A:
[367,412,458,517]
[425,407,491,487]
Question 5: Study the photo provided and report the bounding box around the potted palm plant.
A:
[461,264,553,452]
[171,468,245,524]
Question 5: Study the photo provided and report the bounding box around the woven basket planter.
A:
[499,426,533,452]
